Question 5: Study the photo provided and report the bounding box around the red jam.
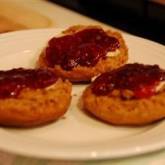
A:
[0,68,57,98]
[91,63,165,99]
[45,28,120,70]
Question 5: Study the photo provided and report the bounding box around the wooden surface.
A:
[0,0,52,33]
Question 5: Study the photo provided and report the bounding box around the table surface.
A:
[0,0,165,164]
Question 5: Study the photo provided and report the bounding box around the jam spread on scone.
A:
[0,68,57,98]
[92,63,165,99]
[45,28,120,70]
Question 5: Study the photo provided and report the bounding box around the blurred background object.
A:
[49,0,165,44]
[0,0,52,33]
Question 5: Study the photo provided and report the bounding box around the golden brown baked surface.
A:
[82,86,165,126]
[37,25,128,82]
[0,79,72,127]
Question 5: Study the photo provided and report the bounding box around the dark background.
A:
[49,0,165,45]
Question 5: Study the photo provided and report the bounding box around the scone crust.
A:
[83,86,165,125]
[0,79,72,127]
[38,25,128,82]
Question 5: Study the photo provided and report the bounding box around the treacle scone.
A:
[0,68,72,127]
[83,63,165,125]
[38,25,128,82]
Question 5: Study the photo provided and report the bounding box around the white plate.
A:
[0,28,165,160]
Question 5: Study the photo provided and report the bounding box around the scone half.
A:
[38,25,128,82]
[0,68,72,127]
[82,63,165,126]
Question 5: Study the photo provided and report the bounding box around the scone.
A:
[83,63,165,126]
[0,68,72,127]
[38,25,128,82]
